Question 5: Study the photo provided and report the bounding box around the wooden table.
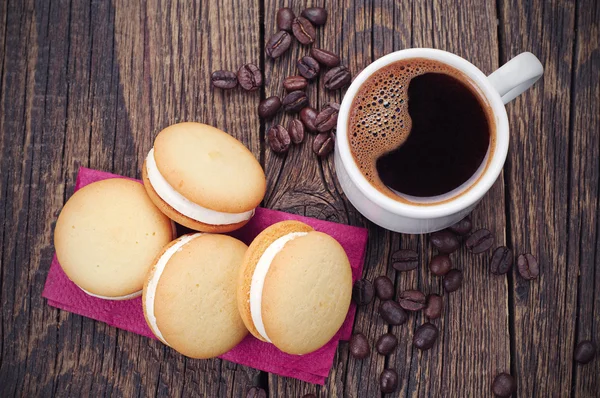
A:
[1,0,598,396]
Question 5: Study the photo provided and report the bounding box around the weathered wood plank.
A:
[570,0,600,396]
[499,0,578,396]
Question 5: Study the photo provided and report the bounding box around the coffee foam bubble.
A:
[348,58,482,203]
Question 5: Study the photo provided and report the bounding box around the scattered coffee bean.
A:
[276,7,295,32]
[448,215,473,236]
[492,373,516,397]
[282,90,309,112]
[574,340,597,364]
[349,333,370,359]
[301,7,328,26]
[352,279,374,306]
[211,70,237,89]
[310,48,340,67]
[376,333,398,355]
[287,119,305,144]
[413,322,439,350]
[443,269,463,292]
[257,96,281,119]
[399,290,426,311]
[312,132,335,158]
[246,386,267,398]
[266,125,291,154]
[292,17,316,45]
[323,66,352,90]
[265,30,292,58]
[490,246,513,275]
[297,56,320,80]
[430,230,460,253]
[424,294,443,319]
[379,300,407,325]
[315,103,340,132]
[429,254,452,276]
[517,253,539,280]
[283,75,308,92]
[237,63,262,91]
[374,276,394,301]
[391,249,419,272]
[300,107,319,132]
[465,229,494,253]
[379,369,399,393]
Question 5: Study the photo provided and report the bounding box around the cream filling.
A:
[146,148,255,225]
[144,233,203,344]
[249,232,308,343]
[80,287,142,300]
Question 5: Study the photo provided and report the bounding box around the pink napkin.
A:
[43,167,368,385]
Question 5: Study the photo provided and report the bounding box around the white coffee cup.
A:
[335,48,543,234]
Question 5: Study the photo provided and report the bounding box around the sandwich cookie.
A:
[143,233,248,358]
[143,122,266,232]
[237,221,353,355]
[54,178,176,300]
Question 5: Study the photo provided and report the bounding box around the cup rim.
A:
[336,48,509,219]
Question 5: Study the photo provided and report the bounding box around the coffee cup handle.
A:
[487,52,543,104]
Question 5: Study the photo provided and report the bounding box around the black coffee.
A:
[349,58,494,203]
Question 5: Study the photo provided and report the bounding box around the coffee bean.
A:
[391,249,419,272]
[310,48,340,67]
[424,294,443,319]
[376,333,398,355]
[399,290,426,311]
[301,7,328,26]
[211,70,237,89]
[237,64,262,91]
[492,373,516,397]
[323,66,351,90]
[297,56,320,80]
[379,369,399,394]
[374,276,394,301]
[282,90,309,113]
[276,7,295,31]
[574,340,597,364]
[246,386,267,398]
[448,215,473,236]
[287,119,305,144]
[257,96,281,119]
[413,322,439,350]
[517,253,539,280]
[443,269,463,292]
[430,230,460,253]
[429,254,452,276]
[265,31,292,58]
[292,17,316,45]
[283,75,308,92]
[349,333,370,359]
[266,125,291,154]
[315,103,340,132]
[465,229,494,253]
[300,107,318,132]
[312,132,335,158]
[379,300,407,325]
[352,279,374,306]
[490,246,513,275]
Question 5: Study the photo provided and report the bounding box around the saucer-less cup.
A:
[335,48,543,234]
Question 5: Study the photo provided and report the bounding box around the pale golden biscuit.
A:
[143,122,266,232]
[143,234,248,358]
[54,178,175,299]
[237,220,353,355]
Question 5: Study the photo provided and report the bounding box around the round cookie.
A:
[143,122,266,232]
[237,220,353,355]
[54,178,176,300]
[143,233,248,358]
